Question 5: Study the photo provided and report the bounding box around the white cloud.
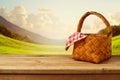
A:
[0,7,8,19]
[1,6,119,39]
[9,6,28,28]
[107,12,120,25]
[0,6,74,39]
[39,8,54,13]
[0,6,32,28]
[26,9,75,39]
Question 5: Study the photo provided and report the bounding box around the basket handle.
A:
[77,11,111,35]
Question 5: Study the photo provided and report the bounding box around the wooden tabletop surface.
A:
[0,55,120,75]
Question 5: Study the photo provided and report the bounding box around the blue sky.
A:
[0,0,120,39]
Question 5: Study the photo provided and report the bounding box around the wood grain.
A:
[0,74,120,80]
[0,55,120,75]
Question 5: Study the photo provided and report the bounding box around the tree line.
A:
[0,24,34,43]
[99,25,120,37]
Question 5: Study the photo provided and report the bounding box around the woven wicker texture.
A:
[72,11,112,63]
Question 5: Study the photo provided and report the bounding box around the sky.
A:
[0,0,120,39]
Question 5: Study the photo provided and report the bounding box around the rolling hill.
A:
[112,35,120,55]
[0,34,71,55]
[0,16,65,45]
[0,34,119,55]
[0,24,33,43]
[0,16,119,55]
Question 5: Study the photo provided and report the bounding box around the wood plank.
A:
[0,74,120,80]
[0,55,120,74]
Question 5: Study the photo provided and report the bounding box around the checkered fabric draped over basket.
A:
[66,11,112,63]
[65,32,87,50]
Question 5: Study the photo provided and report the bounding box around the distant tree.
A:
[98,28,107,34]
[98,25,120,37]
[0,24,12,37]
[112,25,120,36]
[0,24,34,43]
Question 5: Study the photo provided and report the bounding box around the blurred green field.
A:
[0,34,120,55]
[0,34,72,55]
[112,35,120,55]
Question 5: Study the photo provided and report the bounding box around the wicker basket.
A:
[72,11,112,63]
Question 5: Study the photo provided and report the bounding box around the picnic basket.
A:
[72,11,112,63]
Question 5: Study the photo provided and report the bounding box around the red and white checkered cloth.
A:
[65,32,87,50]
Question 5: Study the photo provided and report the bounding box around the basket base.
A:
[72,54,111,63]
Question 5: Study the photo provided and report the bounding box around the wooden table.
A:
[0,55,120,80]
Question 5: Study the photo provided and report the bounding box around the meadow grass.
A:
[0,34,72,55]
[0,34,120,55]
[112,35,120,55]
